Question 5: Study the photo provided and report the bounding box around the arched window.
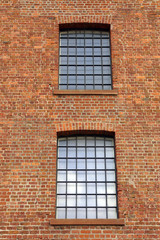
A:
[56,136,118,219]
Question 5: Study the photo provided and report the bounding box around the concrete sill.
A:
[53,90,118,95]
[50,219,124,226]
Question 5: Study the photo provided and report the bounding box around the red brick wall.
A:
[1,1,159,239]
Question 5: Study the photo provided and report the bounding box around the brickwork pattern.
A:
[1,0,160,239]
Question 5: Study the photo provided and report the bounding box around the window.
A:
[59,30,112,90]
[56,136,118,219]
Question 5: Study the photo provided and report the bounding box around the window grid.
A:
[59,30,112,90]
[56,136,118,219]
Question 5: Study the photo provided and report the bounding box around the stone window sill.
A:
[50,219,124,226]
[53,89,118,95]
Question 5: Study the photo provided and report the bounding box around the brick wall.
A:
[1,0,159,239]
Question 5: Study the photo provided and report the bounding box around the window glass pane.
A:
[102,39,110,46]
[77,208,86,219]
[85,31,92,37]
[103,75,111,85]
[107,171,115,181]
[94,57,101,65]
[68,66,76,74]
[77,171,85,181]
[77,38,84,46]
[94,48,101,55]
[85,48,92,55]
[57,183,66,194]
[67,195,76,206]
[67,183,76,194]
[87,171,95,181]
[107,195,117,207]
[60,38,67,46]
[77,31,84,37]
[68,137,76,146]
[105,138,114,146]
[68,48,76,55]
[68,159,76,169]
[106,148,114,158]
[86,75,93,85]
[85,38,92,46]
[59,75,67,85]
[87,137,95,147]
[87,148,95,158]
[107,183,116,194]
[77,183,86,194]
[108,208,117,219]
[60,47,67,55]
[77,75,85,85]
[87,159,95,169]
[56,208,65,219]
[69,38,76,46]
[68,85,76,90]
[102,57,110,65]
[87,183,96,194]
[97,195,106,206]
[68,147,76,157]
[60,57,67,65]
[77,195,86,207]
[97,183,105,194]
[93,38,101,46]
[97,171,105,181]
[86,56,93,65]
[58,159,66,169]
[96,159,105,169]
[102,48,110,55]
[104,85,112,90]
[86,85,94,90]
[97,208,106,219]
[68,78,76,85]
[87,195,96,206]
[106,159,115,169]
[77,147,85,158]
[77,137,85,146]
[57,195,66,206]
[67,208,76,219]
[96,147,104,158]
[67,171,76,181]
[87,208,96,219]
[77,57,84,65]
[57,171,66,181]
[77,159,85,169]
[96,137,104,146]
[60,66,67,74]
[77,66,84,74]
[94,66,101,74]
[94,76,102,85]
[103,66,111,74]
[68,56,76,65]
[77,48,84,55]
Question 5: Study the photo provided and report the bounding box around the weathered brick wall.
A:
[1,0,159,239]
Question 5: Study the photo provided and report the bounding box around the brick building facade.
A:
[1,0,159,239]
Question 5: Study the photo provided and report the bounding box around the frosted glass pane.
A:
[58,148,66,158]
[68,147,76,157]
[67,195,76,206]
[67,183,76,194]
[85,48,92,55]
[69,38,76,46]
[57,183,66,194]
[67,208,76,219]
[96,148,104,158]
[108,208,117,219]
[106,148,114,158]
[97,183,105,194]
[85,38,92,46]
[77,195,86,207]
[67,171,76,181]
[87,195,96,207]
[77,48,84,55]
[87,159,95,169]
[57,195,66,206]
[68,137,76,146]
[87,208,96,219]
[106,159,115,169]
[87,171,95,181]
[57,171,66,181]
[94,48,101,55]
[69,48,76,55]
[77,38,84,46]
[96,159,105,169]
[87,183,96,194]
[68,56,76,65]
[87,148,95,158]
[68,159,76,169]
[107,171,115,181]
[102,39,110,46]
[77,147,85,158]
[97,171,105,181]
[60,38,67,46]
[97,208,106,219]
[86,137,95,146]
[77,137,85,146]
[97,195,106,206]
[58,159,66,169]
[105,138,114,146]
[77,208,86,219]
[56,208,65,219]
[96,138,104,146]
[77,57,85,65]
[77,171,85,181]
[93,38,101,46]
[77,159,85,169]
[107,183,116,194]
[77,183,86,194]
[107,195,117,207]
